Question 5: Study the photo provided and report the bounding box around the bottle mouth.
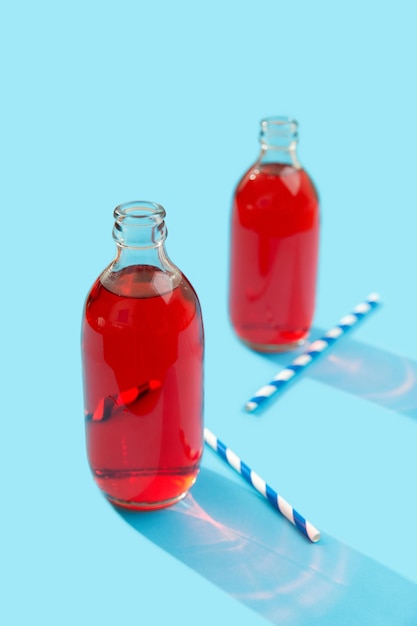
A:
[261,115,298,128]
[114,201,166,226]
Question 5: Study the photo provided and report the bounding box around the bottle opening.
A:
[114,201,166,227]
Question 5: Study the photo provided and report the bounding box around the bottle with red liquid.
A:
[229,117,320,352]
[81,201,204,510]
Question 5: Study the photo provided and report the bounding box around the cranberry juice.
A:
[229,162,320,351]
[82,265,204,509]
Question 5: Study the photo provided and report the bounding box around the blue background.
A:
[2,1,417,624]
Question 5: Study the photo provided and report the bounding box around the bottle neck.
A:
[110,201,178,277]
[257,116,301,168]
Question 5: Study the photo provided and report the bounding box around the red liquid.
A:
[82,265,204,509]
[229,162,320,351]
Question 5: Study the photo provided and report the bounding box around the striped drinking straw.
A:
[85,380,162,422]
[245,293,380,413]
[204,427,320,542]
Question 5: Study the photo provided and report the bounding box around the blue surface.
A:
[119,468,417,625]
[2,1,417,624]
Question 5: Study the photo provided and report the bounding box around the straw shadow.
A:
[258,328,417,420]
[115,468,417,625]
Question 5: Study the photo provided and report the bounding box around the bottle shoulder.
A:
[234,162,319,205]
[83,264,203,337]
[84,263,201,313]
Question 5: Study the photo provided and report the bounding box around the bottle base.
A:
[241,337,307,353]
[107,491,188,511]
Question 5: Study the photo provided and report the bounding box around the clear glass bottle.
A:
[229,116,320,352]
[81,201,204,510]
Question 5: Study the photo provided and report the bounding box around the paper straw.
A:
[245,293,380,413]
[204,427,321,543]
[85,380,161,422]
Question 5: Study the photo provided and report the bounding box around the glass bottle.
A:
[229,116,320,352]
[81,201,204,510]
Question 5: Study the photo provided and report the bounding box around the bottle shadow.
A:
[114,327,417,622]
[254,327,417,420]
[116,468,417,625]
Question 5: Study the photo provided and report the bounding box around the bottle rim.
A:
[261,115,298,128]
[114,201,166,225]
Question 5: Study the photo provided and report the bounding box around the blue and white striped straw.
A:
[246,293,381,413]
[204,427,321,543]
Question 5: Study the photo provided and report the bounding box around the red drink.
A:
[229,162,320,351]
[82,264,204,509]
